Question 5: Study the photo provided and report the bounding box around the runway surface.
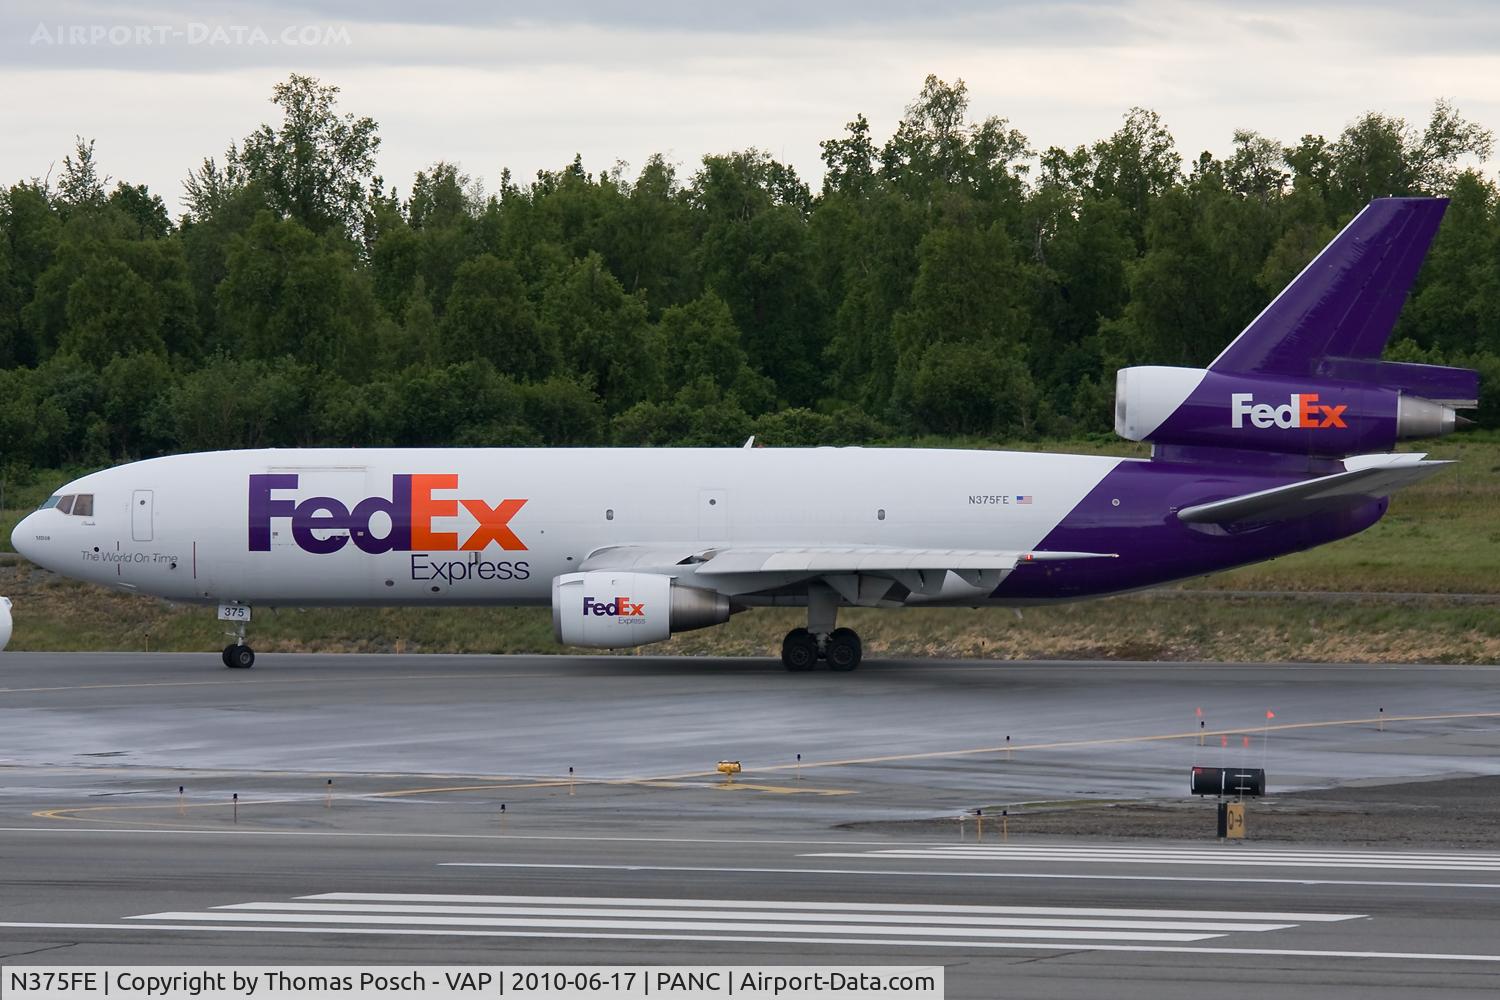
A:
[2,652,1500,997]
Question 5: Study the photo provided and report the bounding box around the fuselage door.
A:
[131,489,154,542]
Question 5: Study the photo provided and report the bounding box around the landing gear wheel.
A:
[826,627,862,671]
[781,628,819,672]
[224,644,255,669]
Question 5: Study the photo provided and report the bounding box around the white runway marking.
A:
[8,920,1500,962]
[120,891,1357,949]
[132,912,1219,943]
[805,845,1500,872]
[439,861,1500,890]
[301,892,1362,922]
[222,901,1295,933]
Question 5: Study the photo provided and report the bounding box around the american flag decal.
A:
[1015,495,1033,504]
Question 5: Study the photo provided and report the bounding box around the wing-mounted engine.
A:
[1115,366,1468,458]
[551,571,731,648]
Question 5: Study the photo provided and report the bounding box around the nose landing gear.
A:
[222,644,255,669]
[220,613,255,669]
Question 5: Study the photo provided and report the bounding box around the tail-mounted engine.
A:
[1115,366,1471,457]
[552,571,731,648]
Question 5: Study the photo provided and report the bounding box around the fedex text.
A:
[249,473,527,555]
[1230,392,1348,430]
[583,595,646,619]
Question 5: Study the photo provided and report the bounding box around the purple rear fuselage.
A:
[993,457,1385,602]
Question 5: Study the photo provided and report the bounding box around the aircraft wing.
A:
[687,547,1113,574]
[1177,455,1451,526]
[580,544,1116,603]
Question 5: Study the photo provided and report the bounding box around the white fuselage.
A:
[13,448,1124,607]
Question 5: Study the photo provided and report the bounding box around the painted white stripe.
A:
[7,822,1500,847]
[892,850,1500,861]
[218,901,1292,933]
[438,861,1500,890]
[914,850,1500,865]
[920,846,1500,862]
[126,911,1223,942]
[308,892,1362,923]
[814,852,1500,872]
[0,826,977,847]
[4,921,1500,963]
[893,858,1500,871]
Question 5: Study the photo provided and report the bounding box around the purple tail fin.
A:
[1210,197,1448,376]
[1115,197,1477,464]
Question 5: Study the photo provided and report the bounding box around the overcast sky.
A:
[3,1,1497,209]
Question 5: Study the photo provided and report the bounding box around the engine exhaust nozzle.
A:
[1396,395,1460,440]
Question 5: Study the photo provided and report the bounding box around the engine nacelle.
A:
[0,596,11,651]
[1115,366,1462,457]
[551,572,731,648]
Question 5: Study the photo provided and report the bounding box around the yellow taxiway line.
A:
[28,709,1500,826]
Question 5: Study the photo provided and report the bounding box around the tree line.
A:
[2,73,1498,475]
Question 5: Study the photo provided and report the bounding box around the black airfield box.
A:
[1191,766,1266,797]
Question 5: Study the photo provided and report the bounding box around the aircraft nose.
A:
[11,512,41,564]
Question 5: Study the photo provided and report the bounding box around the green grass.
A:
[1200,437,1500,593]
[4,563,1497,662]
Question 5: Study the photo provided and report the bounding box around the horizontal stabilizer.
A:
[1177,456,1451,525]
[1315,357,1479,407]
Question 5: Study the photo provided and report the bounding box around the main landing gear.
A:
[221,614,255,669]
[781,586,862,672]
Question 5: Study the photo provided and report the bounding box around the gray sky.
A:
[3,1,1497,208]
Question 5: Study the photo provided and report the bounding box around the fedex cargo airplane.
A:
[9,198,1477,671]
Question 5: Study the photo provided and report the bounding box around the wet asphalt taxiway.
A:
[2,652,1499,998]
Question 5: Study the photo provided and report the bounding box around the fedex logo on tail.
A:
[249,474,527,555]
[1230,393,1348,430]
[582,595,646,618]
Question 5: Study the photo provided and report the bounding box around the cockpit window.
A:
[37,493,94,515]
